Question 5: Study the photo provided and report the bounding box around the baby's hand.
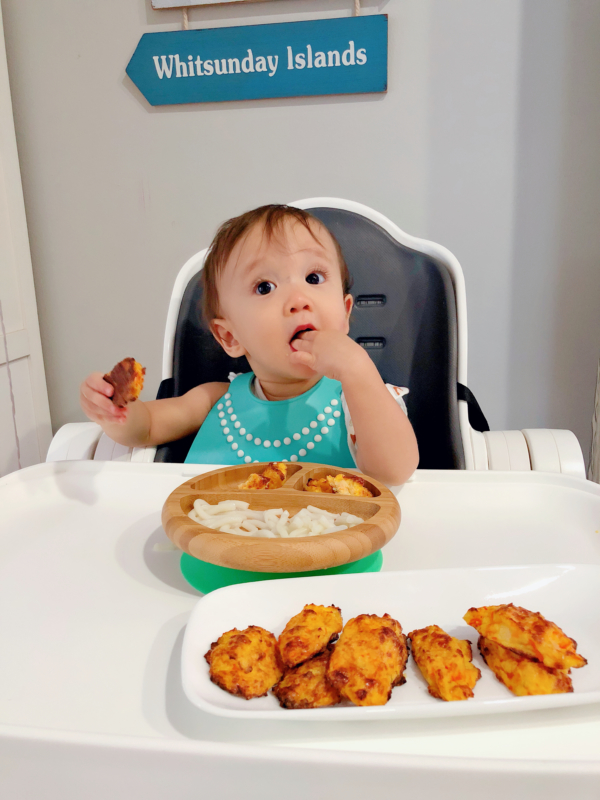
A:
[289,330,368,382]
[80,372,128,425]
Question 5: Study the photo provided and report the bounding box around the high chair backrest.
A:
[155,198,471,469]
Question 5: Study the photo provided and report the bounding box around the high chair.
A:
[46,198,586,478]
[8,204,600,790]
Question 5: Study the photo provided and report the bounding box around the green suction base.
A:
[180,550,383,594]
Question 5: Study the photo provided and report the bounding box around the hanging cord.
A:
[182,7,189,30]
[0,299,22,470]
[354,0,361,15]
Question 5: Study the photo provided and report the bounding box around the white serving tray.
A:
[182,564,599,720]
[4,462,600,795]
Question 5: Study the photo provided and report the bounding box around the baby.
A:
[80,205,419,485]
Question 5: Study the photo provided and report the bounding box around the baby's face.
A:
[211,218,352,383]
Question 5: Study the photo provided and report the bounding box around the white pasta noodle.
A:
[188,498,365,538]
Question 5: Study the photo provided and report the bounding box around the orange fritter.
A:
[103,357,145,408]
[278,604,343,669]
[305,477,334,493]
[204,626,283,699]
[408,625,481,701]
[238,462,287,490]
[262,462,287,488]
[464,604,587,671]
[304,474,373,497]
[478,636,573,696]
[327,613,408,706]
[272,647,342,709]
[327,474,373,497]
[237,472,269,490]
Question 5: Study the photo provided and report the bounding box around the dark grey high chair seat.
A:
[154,200,488,469]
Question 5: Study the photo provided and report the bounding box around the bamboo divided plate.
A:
[162,462,401,573]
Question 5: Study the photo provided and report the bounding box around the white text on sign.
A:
[152,42,367,80]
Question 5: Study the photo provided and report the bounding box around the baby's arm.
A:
[338,358,419,485]
[80,372,229,448]
[290,332,419,485]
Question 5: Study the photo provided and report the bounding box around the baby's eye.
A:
[306,272,325,285]
[255,281,276,295]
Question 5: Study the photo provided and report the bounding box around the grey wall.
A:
[509,0,600,452]
[2,0,600,462]
[425,0,521,427]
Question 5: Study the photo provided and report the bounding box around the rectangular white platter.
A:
[182,563,599,721]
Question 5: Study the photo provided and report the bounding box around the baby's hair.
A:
[201,204,352,323]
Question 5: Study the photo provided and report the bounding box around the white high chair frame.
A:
[46,198,586,478]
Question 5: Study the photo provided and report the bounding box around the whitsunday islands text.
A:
[152,41,368,80]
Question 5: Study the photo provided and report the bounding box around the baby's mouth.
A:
[289,326,315,350]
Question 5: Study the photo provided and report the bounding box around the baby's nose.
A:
[286,289,311,313]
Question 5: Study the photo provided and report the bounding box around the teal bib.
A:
[185,372,355,468]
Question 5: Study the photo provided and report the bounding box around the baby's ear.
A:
[210,319,246,358]
[344,294,353,330]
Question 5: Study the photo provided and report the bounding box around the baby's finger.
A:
[296,330,317,342]
[89,406,127,426]
[290,350,317,369]
[81,384,116,413]
[80,372,115,399]
[290,337,313,353]
[86,372,114,398]
[81,394,120,423]
[81,386,123,420]
[112,407,128,424]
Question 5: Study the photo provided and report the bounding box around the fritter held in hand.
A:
[272,647,342,709]
[478,636,573,696]
[408,625,481,701]
[327,613,408,706]
[103,357,145,408]
[464,603,587,671]
[238,462,287,490]
[205,625,283,699]
[278,604,343,669]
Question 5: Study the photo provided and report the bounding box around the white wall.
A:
[2,0,600,462]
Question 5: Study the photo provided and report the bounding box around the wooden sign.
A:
[126,15,387,106]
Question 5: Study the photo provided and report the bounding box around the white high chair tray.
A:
[2,462,600,798]
[183,564,599,721]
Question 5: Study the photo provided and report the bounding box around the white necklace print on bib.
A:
[216,392,343,463]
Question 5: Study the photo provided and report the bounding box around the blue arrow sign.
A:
[126,15,387,106]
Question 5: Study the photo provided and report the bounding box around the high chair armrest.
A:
[522,428,586,479]
[467,426,586,478]
[46,422,103,462]
[93,433,133,462]
[132,445,157,463]
[483,430,531,471]
[92,433,157,463]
